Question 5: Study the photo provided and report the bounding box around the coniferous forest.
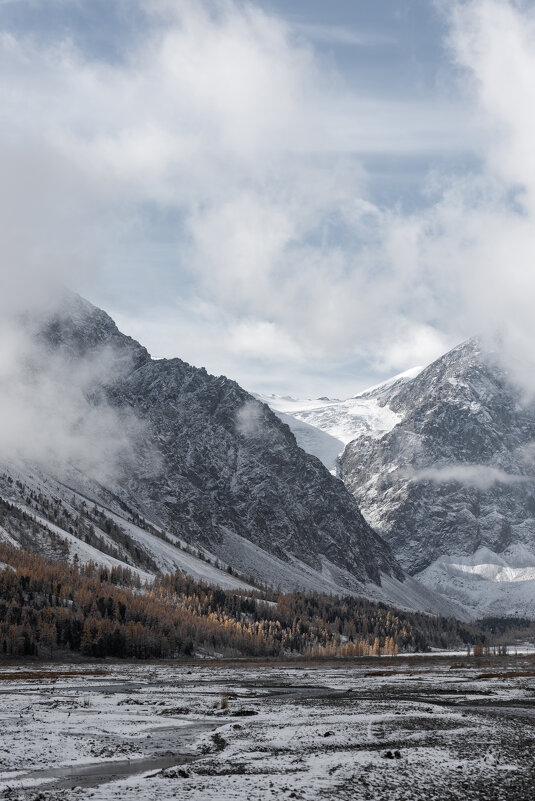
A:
[0,542,530,661]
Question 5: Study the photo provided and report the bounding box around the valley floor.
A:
[0,656,534,800]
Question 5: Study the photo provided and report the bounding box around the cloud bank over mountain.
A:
[0,1,534,396]
[0,296,149,482]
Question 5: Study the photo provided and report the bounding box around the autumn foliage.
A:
[0,543,518,660]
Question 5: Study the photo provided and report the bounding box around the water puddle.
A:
[7,721,219,791]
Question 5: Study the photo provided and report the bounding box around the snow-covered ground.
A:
[418,543,535,618]
[255,367,421,472]
[271,411,345,474]
[1,655,534,800]
[0,463,257,593]
[256,392,401,449]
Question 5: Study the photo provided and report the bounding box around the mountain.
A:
[0,292,458,613]
[252,395,346,474]
[338,339,535,617]
[255,366,422,474]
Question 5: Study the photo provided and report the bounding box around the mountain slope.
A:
[255,367,422,473]
[253,395,345,473]
[339,339,535,617]
[1,293,433,605]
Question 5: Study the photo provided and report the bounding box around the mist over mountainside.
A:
[273,338,535,618]
[0,292,463,615]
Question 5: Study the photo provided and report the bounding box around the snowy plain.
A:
[1,655,535,800]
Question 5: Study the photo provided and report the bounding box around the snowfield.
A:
[417,543,535,618]
[1,655,535,800]
[253,367,423,475]
[254,368,422,472]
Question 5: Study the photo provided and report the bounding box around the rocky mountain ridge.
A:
[262,338,535,617]
[254,366,422,474]
[1,293,458,613]
[268,339,535,617]
[341,339,535,572]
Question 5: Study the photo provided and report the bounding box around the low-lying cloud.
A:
[0,304,149,483]
[235,400,265,438]
[410,464,531,492]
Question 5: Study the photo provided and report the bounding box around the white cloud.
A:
[2,0,535,399]
[227,320,303,363]
[374,323,451,375]
[411,464,530,491]
[293,22,395,48]
[235,399,265,437]
[0,314,149,481]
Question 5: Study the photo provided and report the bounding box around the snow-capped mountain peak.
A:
[254,366,423,472]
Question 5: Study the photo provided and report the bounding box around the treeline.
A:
[156,573,497,654]
[0,480,160,572]
[0,544,274,659]
[0,543,530,660]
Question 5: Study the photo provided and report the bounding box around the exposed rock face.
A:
[29,293,402,589]
[341,339,535,576]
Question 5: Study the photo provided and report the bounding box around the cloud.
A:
[1,0,535,400]
[292,22,395,48]
[410,464,530,491]
[227,320,303,363]
[235,399,265,437]
[0,309,149,482]
[402,0,535,396]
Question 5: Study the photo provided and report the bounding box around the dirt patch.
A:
[0,669,108,681]
[476,671,535,680]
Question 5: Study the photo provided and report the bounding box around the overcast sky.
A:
[1,0,535,397]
